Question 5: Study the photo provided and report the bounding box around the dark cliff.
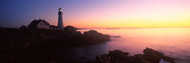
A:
[0,26,110,63]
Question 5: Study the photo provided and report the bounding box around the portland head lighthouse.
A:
[58,8,64,30]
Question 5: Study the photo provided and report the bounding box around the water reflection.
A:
[66,28,190,63]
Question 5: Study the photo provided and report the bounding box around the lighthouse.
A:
[58,8,64,30]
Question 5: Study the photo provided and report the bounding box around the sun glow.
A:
[49,0,190,28]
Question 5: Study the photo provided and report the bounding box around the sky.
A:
[1,0,190,28]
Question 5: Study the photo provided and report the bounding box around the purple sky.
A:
[1,0,190,28]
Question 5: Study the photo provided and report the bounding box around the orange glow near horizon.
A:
[48,0,190,28]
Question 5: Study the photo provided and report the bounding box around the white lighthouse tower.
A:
[58,8,64,30]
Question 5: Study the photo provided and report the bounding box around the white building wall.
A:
[37,21,49,29]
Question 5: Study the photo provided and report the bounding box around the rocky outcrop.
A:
[96,48,175,63]
[143,48,175,63]
[64,26,77,32]
[0,26,110,47]
[0,26,110,63]
[82,30,110,44]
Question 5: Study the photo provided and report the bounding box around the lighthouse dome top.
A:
[59,8,62,12]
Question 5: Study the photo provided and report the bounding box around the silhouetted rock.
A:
[64,26,77,32]
[143,48,175,63]
[82,30,110,44]
[0,26,110,63]
[96,48,175,63]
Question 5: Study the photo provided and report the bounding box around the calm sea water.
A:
[64,28,190,63]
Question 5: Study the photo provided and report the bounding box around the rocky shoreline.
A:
[96,48,175,63]
[0,26,110,63]
[0,26,175,63]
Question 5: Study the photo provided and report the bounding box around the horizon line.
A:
[77,27,190,29]
[1,26,190,29]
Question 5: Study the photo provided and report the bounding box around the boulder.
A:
[143,48,175,63]
[96,48,175,63]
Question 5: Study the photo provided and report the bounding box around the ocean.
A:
[64,28,190,63]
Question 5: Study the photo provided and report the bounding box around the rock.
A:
[143,48,164,63]
[96,48,175,63]
[108,50,129,59]
[83,30,110,44]
[64,26,77,32]
[0,27,110,63]
[96,50,141,63]
[143,48,175,63]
